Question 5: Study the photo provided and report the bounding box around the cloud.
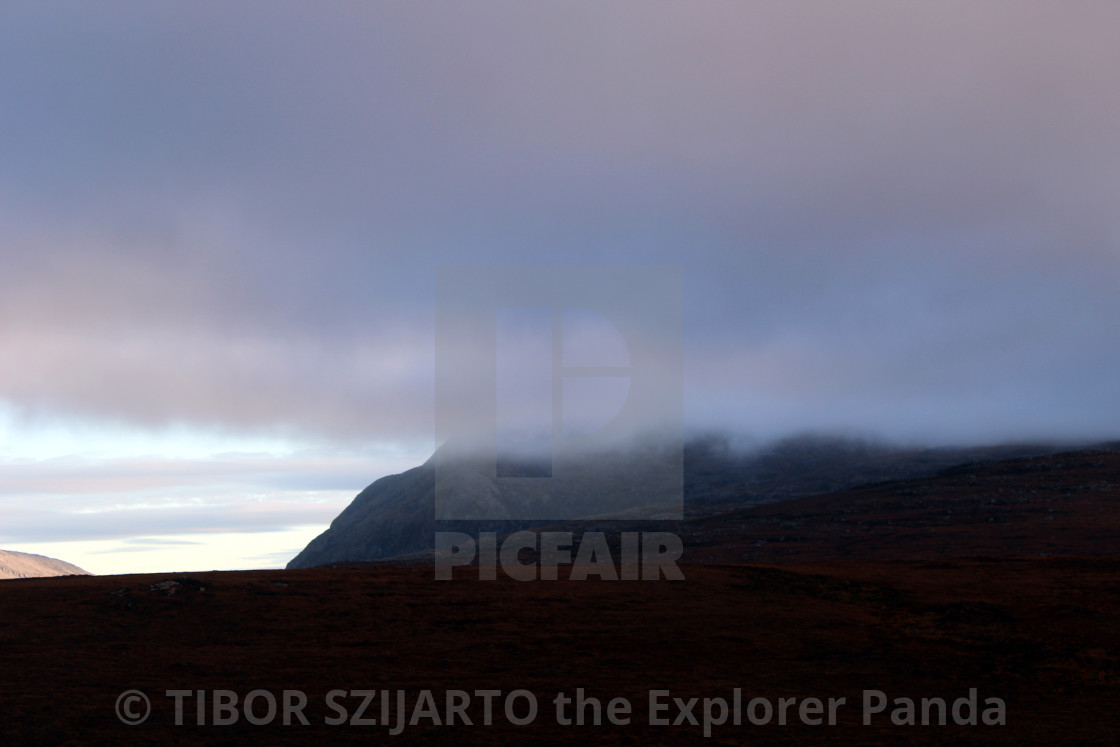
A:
[0,0,1118,450]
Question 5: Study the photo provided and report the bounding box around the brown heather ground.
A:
[1,450,1118,745]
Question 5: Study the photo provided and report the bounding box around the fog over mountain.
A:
[1,3,1118,572]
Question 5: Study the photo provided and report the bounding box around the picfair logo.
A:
[435,265,682,521]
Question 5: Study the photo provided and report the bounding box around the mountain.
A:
[0,550,90,580]
[287,434,1067,569]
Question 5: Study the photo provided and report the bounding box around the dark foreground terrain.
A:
[2,560,1118,745]
[2,449,1118,745]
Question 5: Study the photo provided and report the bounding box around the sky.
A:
[1,2,1118,574]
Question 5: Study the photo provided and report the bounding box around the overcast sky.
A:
[2,2,1118,573]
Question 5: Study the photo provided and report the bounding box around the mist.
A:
[2,2,1119,570]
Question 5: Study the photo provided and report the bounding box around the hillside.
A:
[0,549,89,580]
[288,435,1066,569]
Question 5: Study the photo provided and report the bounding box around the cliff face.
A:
[0,550,90,580]
[286,435,1066,570]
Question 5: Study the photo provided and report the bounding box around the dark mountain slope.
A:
[288,435,1069,569]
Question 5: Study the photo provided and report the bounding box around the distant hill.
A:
[0,550,90,580]
[287,434,1071,569]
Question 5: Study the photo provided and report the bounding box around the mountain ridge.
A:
[288,434,1080,569]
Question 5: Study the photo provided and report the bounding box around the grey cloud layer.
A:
[2,2,1119,446]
